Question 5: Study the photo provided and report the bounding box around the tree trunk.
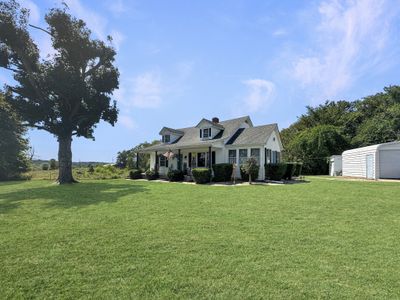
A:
[57,135,76,184]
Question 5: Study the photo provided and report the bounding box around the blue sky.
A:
[2,0,400,162]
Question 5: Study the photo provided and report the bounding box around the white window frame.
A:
[202,128,211,139]
[228,149,237,164]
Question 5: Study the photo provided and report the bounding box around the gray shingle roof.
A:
[140,116,277,152]
[226,124,277,146]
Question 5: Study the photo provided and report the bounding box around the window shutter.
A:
[200,129,202,138]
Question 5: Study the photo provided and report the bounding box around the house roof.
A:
[159,127,184,135]
[140,116,277,153]
[226,124,277,146]
[195,118,225,130]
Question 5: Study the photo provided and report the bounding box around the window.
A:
[265,149,272,163]
[251,148,260,165]
[159,155,168,167]
[239,149,248,165]
[228,149,236,164]
[202,128,211,139]
[162,135,170,143]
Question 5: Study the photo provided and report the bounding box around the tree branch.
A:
[29,24,54,37]
[2,65,19,73]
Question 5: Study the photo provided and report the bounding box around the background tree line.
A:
[115,140,159,170]
[281,85,400,174]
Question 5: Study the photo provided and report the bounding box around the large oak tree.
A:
[0,0,119,183]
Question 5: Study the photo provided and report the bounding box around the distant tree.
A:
[0,93,29,180]
[281,85,400,174]
[49,158,57,170]
[87,164,94,173]
[0,1,119,183]
[116,140,160,170]
[287,125,349,175]
[42,163,49,170]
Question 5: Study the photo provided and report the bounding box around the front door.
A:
[366,154,374,179]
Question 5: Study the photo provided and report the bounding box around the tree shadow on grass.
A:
[0,181,148,214]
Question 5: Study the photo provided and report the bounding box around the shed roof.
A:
[342,141,400,155]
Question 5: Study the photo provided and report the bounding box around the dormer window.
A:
[200,128,211,139]
[162,135,170,143]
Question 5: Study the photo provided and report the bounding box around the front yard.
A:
[1,177,400,298]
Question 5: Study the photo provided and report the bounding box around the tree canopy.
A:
[0,93,29,180]
[0,0,119,183]
[116,140,160,170]
[282,86,400,174]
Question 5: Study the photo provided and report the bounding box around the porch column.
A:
[136,152,139,169]
[178,149,181,171]
[155,151,158,171]
[208,146,212,169]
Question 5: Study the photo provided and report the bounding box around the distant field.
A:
[26,166,129,181]
[1,177,400,298]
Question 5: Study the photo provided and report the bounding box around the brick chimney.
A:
[212,117,219,123]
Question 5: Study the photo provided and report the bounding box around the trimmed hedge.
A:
[240,164,260,182]
[265,163,287,181]
[129,169,142,179]
[167,169,184,182]
[145,169,159,180]
[212,163,233,182]
[192,168,211,184]
[283,163,296,180]
[293,163,303,177]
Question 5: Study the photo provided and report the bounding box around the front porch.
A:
[148,146,223,179]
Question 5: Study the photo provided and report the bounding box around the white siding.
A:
[342,146,377,179]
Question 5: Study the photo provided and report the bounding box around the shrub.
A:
[212,163,233,182]
[129,169,142,179]
[88,164,95,173]
[240,157,260,182]
[192,168,211,184]
[49,159,57,170]
[265,163,287,181]
[293,163,303,177]
[168,169,183,181]
[145,169,159,180]
[283,162,296,180]
[42,163,49,170]
[167,169,184,182]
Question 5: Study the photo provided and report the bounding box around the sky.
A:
[2,0,400,162]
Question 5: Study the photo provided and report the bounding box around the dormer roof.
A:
[159,127,184,136]
[195,118,225,130]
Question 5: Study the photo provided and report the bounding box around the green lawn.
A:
[1,178,400,299]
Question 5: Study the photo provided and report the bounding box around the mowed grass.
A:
[1,178,400,299]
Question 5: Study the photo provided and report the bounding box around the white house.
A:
[139,116,283,180]
[342,141,400,179]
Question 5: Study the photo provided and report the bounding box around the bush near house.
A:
[240,158,260,182]
[145,169,159,180]
[265,163,287,181]
[42,164,49,171]
[167,169,184,182]
[212,163,233,182]
[129,169,142,180]
[283,162,297,180]
[293,163,303,177]
[192,168,211,184]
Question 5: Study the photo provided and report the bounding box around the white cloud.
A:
[110,30,125,51]
[118,115,136,130]
[116,71,163,109]
[108,0,128,16]
[241,79,275,113]
[20,0,40,23]
[272,28,287,36]
[292,0,398,101]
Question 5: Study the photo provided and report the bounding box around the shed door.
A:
[366,154,374,179]
[379,150,400,179]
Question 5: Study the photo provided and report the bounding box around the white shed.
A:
[342,141,400,179]
[329,155,342,176]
